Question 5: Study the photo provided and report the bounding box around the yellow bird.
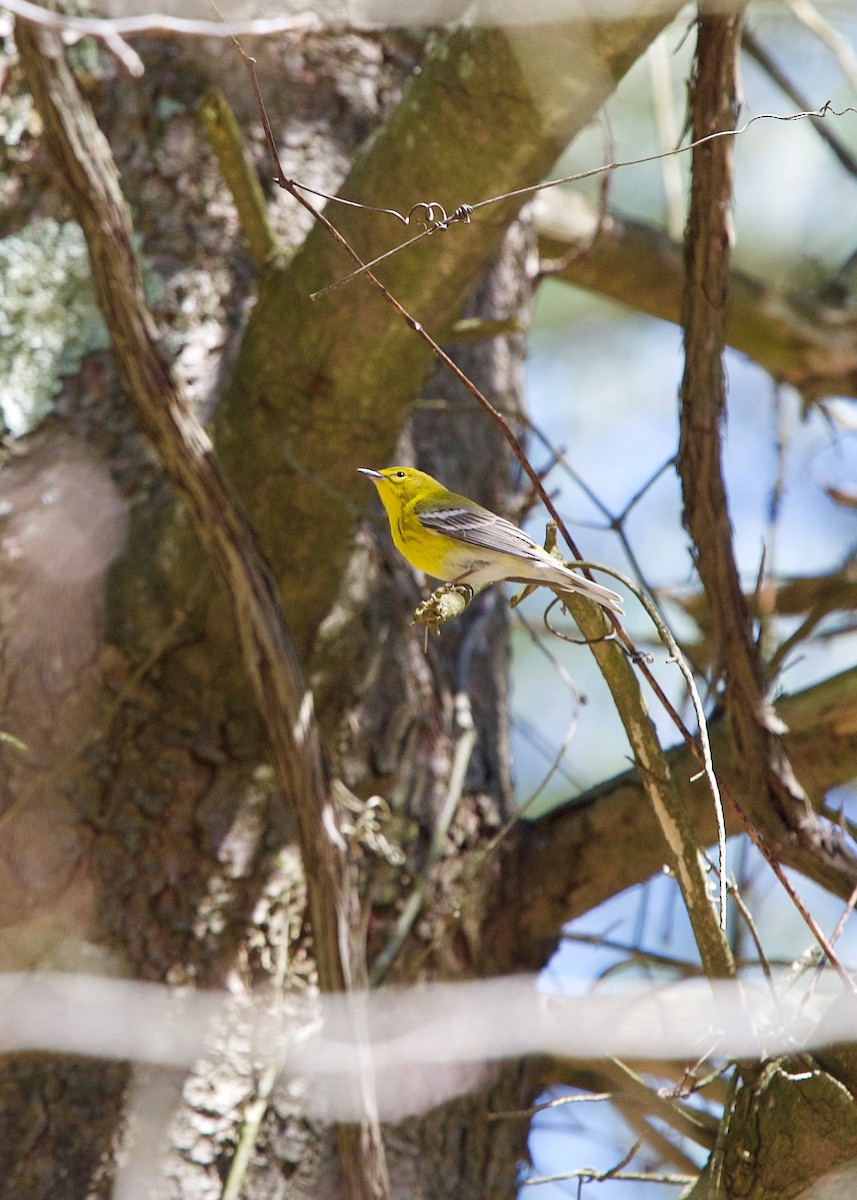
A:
[358,466,623,614]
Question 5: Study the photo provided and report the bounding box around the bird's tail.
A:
[552,566,624,615]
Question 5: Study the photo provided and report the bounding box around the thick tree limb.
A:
[16,22,387,1199]
[212,6,683,654]
[536,190,857,402]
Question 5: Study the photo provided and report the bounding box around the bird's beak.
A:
[357,468,383,480]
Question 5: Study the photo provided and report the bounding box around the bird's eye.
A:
[395,470,406,479]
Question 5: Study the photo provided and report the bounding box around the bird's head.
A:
[357,466,434,506]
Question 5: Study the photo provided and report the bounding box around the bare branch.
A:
[677,5,840,884]
[742,27,857,179]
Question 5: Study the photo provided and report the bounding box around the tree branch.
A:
[678,2,856,923]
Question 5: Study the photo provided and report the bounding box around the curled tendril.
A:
[543,596,616,646]
[404,201,474,231]
[310,202,475,299]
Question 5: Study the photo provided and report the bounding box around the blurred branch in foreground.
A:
[1,969,856,1119]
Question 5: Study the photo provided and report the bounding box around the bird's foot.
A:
[412,583,475,643]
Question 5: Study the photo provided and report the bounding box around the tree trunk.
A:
[5,22,546,1198]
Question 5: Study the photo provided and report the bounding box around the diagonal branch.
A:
[15,21,387,1199]
[560,596,734,979]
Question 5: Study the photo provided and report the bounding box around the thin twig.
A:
[522,1167,694,1187]
[827,880,857,950]
[314,103,856,295]
[488,1092,614,1122]
[511,606,582,808]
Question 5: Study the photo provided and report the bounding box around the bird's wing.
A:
[419,501,624,612]
[417,505,543,559]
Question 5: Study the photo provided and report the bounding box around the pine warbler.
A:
[358,466,623,614]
